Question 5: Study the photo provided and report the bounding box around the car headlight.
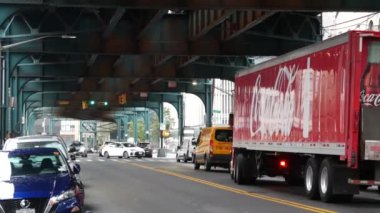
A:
[50,189,76,204]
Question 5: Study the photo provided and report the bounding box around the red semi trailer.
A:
[231,31,380,202]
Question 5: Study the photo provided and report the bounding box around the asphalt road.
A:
[77,154,380,213]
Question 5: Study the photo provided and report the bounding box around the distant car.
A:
[0,148,84,213]
[68,141,88,157]
[176,138,197,163]
[101,141,145,158]
[137,142,153,158]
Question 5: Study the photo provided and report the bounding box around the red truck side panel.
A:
[234,34,351,156]
[234,31,380,167]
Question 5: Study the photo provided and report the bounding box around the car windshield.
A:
[122,143,135,147]
[138,143,150,148]
[7,141,69,160]
[0,151,68,179]
[215,130,233,142]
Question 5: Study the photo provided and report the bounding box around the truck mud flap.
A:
[332,165,359,195]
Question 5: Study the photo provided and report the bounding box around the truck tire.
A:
[319,158,336,202]
[305,158,320,200]
[235,154,247,184]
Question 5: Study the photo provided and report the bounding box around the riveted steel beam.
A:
[189,10,234,40]
[138,10,166,40]
[177,56,200,68]
[3,0,380,12]
[153,55,173,67]
[221,11,276,41]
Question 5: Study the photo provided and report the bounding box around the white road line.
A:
[86,159,93,162]
[98,159,105,162]
[111,159,119,162]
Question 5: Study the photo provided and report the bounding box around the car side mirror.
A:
[72,163,81,174]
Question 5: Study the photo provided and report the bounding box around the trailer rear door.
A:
[361,41,380,161]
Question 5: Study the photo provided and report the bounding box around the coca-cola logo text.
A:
[249,66,297,137]
[361,90,380,106]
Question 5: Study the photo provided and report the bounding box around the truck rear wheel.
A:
[305,158,320,200]
[235,154,244,184]
[319,158,336,202]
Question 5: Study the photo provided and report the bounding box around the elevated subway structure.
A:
[0,0,374,145]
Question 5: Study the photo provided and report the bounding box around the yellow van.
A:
[193,126,232,171]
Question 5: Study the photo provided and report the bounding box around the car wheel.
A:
[194,158,200,170]
[184,154,188,163]
[123,151,129,159]
[104,151,110,159]
[205,158,211,171]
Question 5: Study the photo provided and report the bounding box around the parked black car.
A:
[137,142,153,158]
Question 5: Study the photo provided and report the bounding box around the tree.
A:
[164,106,175,130]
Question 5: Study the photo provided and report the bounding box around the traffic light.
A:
[89,100,96,106]
[82,101,88,110]
[103,101,109,106]
[118,94,127,105]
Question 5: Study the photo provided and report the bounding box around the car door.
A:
[106,143,116,156]
[116,143,125,156]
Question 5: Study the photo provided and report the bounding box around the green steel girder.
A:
[1,12,319,55]
[1,0,380,11]
[0,4,324,131]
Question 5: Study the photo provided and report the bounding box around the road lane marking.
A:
[126,162,336,213]
[98,159,105,162]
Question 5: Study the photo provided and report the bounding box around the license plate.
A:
[16,209,35,213]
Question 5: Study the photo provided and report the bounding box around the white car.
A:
[101,142,145,158]
[176,138,196,163]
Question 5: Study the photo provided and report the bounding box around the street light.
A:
[0,34,76,143]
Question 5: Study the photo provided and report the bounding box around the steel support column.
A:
[144,110,149,141]
[122,116,129,140]
[0,49,4,144]
[178,94,184,146]
[116,118,122,141]
[159,102,164,148]
[133,112,138,144]
[205,81,213,127]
